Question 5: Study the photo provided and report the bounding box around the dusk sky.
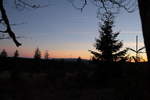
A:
[0,0,146,59]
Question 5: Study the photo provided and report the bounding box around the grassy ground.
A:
[0,57,146,100]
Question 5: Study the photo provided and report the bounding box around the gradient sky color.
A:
[0,0,146,59]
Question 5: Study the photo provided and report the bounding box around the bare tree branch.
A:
[14,0,49,9]
[70,0,137,13]
[81,0,87,12]
[10,22,26,26]
[0,0,50,47]
[0,0,21,47]
[15,0,40,8]
[109,0,136,13]
[0,33,24,40]
[68,0,87,12]
[0,29,7,33]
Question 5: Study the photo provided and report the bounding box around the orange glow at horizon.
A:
[1,41,147,61]
[3,46,148,61]
[15,49,91,60]
[49,50,91,59]
[127,52,148,62]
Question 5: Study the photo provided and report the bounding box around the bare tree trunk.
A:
[138,1,150,99]
[138,0,150,62]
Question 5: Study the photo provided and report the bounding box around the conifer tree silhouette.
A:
[89,12,128,62]
[14,50,19,58]
[34,48,41,59]
[0,49,7,57]
[44,50,49,59]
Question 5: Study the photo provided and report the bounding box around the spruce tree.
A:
[89,12,127,62]
[34,48,41,59]
[14,50,19,58]
[0,49,7,57]
[44,50,49,59]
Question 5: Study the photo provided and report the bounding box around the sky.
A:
[0,0,146,60]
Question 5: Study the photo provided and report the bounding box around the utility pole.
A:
[127,35,145,62]
[136,35,138,59]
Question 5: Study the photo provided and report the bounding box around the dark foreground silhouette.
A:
[0,57,146,100]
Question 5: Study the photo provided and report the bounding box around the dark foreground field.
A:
[0,57,148,100]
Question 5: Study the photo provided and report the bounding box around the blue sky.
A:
[0,0,145,59]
